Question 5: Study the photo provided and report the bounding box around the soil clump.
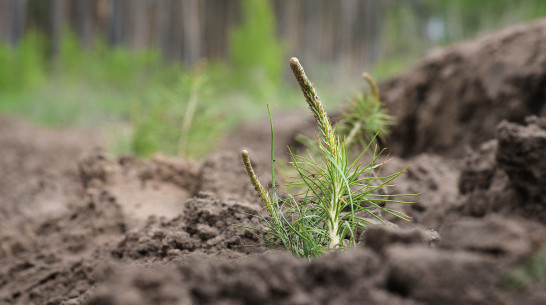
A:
[380,19,546,157]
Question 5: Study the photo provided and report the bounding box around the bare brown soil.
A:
[381,19,546,158]
[1,20,546,305]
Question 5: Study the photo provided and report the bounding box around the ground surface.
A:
[1,20,546,305]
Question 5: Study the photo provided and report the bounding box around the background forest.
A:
[1,0,545,158]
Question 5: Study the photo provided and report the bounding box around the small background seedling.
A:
[340,72,393,148]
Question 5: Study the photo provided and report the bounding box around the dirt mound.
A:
[3,115,545,305]
[0,195,125,305]
[87,249,414,305]
[78,150,199,225]
[381,19,546,157]
[377,153,461,228]
[0,116,101,229]
[0,117,268,304]
[112,192,265,261]
[87,217,545,305]
[459,116,546,222]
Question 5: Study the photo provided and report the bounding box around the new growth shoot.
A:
[340,72,393,147]
[241,57,413,259]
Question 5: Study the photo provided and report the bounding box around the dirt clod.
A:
[381,19,546,157]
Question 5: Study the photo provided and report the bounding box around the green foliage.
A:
[241,58,413,259]
[340,73,393,147]
[0,24,289,159]
[56,31,176,91]
[0,30,180,127]
[229,0,284,98]
[5,1,542,160]
[131,63,224,159]
[503,245,546,290]
[0,30,47,92]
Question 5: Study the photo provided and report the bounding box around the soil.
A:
[1,20,546,305]
[381,19,546,158]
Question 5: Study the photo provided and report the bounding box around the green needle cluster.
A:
[341,72,393,147]
[241,58,413,259]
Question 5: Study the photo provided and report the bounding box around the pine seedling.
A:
[178,60,207,156]
[241,58,413,259]
[340,72,393,148]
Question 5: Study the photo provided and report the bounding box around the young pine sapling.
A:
[241,57,414,259]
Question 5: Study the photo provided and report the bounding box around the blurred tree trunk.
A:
[0,1,12,41]
[278,0,302,56]
[109,0,123,45]
[303,0,320,66]
[225,0,239,58]
[205,0,226,59]
[1,0,394,72]
[130,0,148,50]
[51,0,68,56]
[339,0,358,71]
[364,0,382,66]
[8,0,28,45]
[168,0,183,61]
[181,0,201,65]
[153,0,170,54]
[75,0,93,49]
[319,0,337,62]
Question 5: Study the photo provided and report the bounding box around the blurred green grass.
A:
[1,0,545,159]
[0,0,301,159]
